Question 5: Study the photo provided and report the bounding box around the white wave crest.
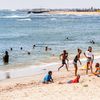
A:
[0,15,30,19]
[17,18,31,21]
[50,18,57,21]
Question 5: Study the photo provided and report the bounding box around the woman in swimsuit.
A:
[73,49,82,76]
[84,46,94,74]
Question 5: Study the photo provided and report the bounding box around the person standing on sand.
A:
[58,50,69,71]
[73,48,82,76]
[84,46,94,74]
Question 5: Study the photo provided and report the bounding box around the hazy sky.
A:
[0,0,100,9]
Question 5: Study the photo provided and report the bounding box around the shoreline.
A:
[0,54,100,81]
[47,11,100,15]
[0,51,100,70]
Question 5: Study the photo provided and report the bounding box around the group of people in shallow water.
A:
[43,46,100,84]
[3,47,24,65]
[2,45,51,65]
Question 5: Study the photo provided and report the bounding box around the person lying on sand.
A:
[42,71,54,84]
[67,75,80,84]
[94,63,100,77]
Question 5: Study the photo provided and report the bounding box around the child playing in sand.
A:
[73,48,82,76]
[43,71,53,84]
[67,75,80,83]
[84,46,94,74]
[58,50,69,71]
[94,63,100,77]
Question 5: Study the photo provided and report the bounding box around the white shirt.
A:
[85,51,93,58]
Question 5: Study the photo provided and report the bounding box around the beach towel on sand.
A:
[82,65,88,69]
[82,65,94,69]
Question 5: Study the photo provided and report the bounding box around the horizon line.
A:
[0,7,100,10]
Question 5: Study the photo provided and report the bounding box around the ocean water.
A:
[0,10,100,69]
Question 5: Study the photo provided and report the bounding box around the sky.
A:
[0,0,100,9]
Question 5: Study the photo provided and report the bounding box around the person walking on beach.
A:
[84,46,94,74]
[3,51,9,65]
[58,50,69,71]
[73,48,82,76]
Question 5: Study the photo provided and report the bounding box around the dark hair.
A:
[88,46,92,49]
[78,48,82,52]
[63,50,66,53]
[95,63,99,68]
[5,51,8,55]
[48,71,52,74]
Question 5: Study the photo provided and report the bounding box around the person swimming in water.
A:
[45,46,52,51]
[45,46,48,51]
[58,50,69,71]
[10,48,13,51]
[20,47,23,50]
[90,40,95,44]
[33,45,36,49]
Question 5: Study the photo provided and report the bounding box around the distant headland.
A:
[27,7,100,15]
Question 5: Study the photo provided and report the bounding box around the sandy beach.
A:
[0,0,100,99]
[48,11,100,15]
[0,10,100,99]
[0,57,100,100]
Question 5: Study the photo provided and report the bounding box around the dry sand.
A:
[0,62,100,100]
[48,11,100,15]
